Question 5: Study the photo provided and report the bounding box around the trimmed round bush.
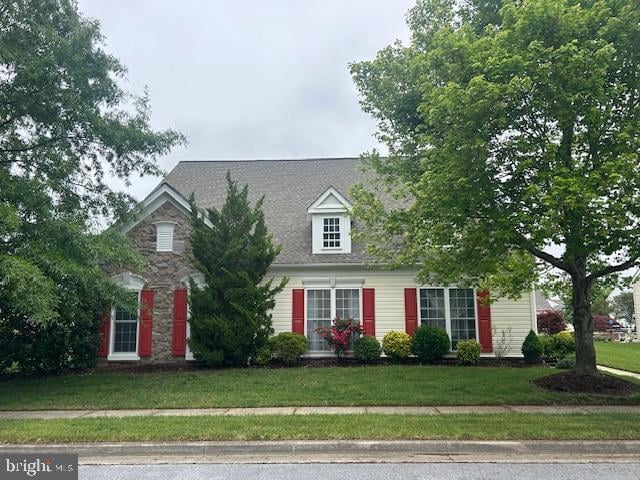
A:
[456,339,481,365]
[522,330,543,364]
[382,331,412,361]
[539,331,575,362]
[269,332,307,365]
[411,325,450,363]
[353,335,382,363]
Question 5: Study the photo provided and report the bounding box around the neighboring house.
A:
[99,158,537,363]
[535,291,563,314]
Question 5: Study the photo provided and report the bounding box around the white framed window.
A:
[108,273,146,361]
[311,214,351,254]
[154,221,176,252]
[112,293,139,354]
[419,287,477,349]
[308,187,353,254]
[305,286,361,353]
[322,217,341,248]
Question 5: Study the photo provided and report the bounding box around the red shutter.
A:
[97,311,110,357]
[139,289,154,357]
[292,289,305,335]
[404,288,418,335]
[362,288,375,336]
[477,290,493,353]
[172,288,188,356]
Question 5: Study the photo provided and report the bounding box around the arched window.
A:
[108,273,147,361]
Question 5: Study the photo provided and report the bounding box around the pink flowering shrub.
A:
[315,317,362,358]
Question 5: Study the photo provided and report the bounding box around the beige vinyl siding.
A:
[267,266,534,357]
[490,293,536,357]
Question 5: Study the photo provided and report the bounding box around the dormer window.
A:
[154,222,176,252]
[323,217,341,248]
[308,187,352,254]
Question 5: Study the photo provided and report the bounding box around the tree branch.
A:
[525,245,568,272]
[587,258,639,283]
[0,136,62,155]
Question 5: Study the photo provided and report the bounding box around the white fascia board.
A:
[307,186,353,214]
[120,183,212,234]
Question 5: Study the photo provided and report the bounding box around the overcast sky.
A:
[76,0,415,201]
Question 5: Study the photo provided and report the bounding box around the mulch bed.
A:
[1,357,533,379]
[533,371,640,396]
[91,356,527,372]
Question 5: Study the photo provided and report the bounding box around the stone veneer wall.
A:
[123,201,198,363]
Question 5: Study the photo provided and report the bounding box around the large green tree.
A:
[0,0,184,371]
[188,173,287,367]
[612,291,635,326]
[350,0,640,375]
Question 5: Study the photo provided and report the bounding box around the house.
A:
[99,158,538,362]
[535,291,563,314]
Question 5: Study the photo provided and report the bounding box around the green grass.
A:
[1,366,640,410]
[596,342,640,374]
[1,413,640,443]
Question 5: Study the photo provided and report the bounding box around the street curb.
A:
[2,440,640,457]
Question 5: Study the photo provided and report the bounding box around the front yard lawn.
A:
[2,413,640,443]
[596,342,640,374]
[1,366,640,410]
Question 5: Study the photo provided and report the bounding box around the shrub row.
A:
[254,325,483,366]
[382,327,480,365]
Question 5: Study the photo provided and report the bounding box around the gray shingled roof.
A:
[164,158,369,265]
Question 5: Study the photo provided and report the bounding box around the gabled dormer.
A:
[307,186,352,254]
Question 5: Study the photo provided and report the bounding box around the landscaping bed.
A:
[533,371,640,395]
[88,356,526,373]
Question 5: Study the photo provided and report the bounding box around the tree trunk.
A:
[571,273,597,375]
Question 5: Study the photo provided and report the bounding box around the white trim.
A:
[152,221,179,226]
[302,278,333,288]
[302,277,364,288]
[307,186,352,214]
[107,353,140,361]
[120,183,212,234]
[110,272,146,291]
[270,263,368,269]
[335,277,365,288]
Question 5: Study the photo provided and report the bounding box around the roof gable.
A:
[121,182,211,234]
[307,186,352,214]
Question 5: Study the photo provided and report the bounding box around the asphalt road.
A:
[80,463,640,480]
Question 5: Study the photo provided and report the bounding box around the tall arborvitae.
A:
[188,172,287,366]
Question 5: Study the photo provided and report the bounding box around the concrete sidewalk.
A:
[2,404,640,419]
[3,440,640,464]
[597,365,640,380]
